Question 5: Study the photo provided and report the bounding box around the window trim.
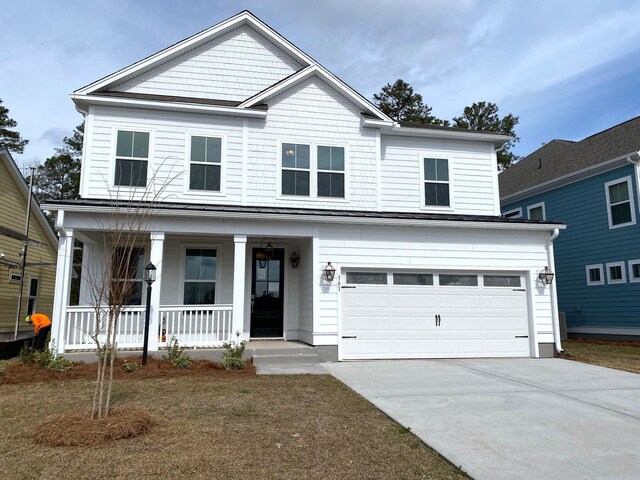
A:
[604,176,636,229]
[527,202,546,221]
[606,261,627,284]
[585,264,604,286]
[277,140,350,202]
[179,244,222,305]
[628,259,640,283]
[503,207,523,219]
[419,152,454,212]
[316,145,346,199]
[110,127,154,189]
[27,276,39,315]
[184,132,227,197]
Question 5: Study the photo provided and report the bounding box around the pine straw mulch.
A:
[0,357,255,385]
[33,406,156,446]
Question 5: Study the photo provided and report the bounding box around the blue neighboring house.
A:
[500,116,640,340]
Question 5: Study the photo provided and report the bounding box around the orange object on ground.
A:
[30,314,51,333]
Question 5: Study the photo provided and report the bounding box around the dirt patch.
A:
[0,357,255,385]
[34,405,156,446]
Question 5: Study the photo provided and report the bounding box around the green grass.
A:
[560,339,640,374]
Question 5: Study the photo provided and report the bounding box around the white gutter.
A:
[70,94,268,119]
[379,123,510,145]
[42,203,565,232]
[546,228,562,353]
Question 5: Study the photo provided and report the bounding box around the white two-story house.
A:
[45,11,564,361]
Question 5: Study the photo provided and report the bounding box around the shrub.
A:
[164,337,192,369]
[122,361,140,373]
[47,357,73,373]
[0,360,7,375]
[221,331,247,371]
[18,343,33,364]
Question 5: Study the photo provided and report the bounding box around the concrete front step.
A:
[252,352,320,366]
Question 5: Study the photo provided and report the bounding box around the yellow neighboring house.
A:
[0,147,58,337]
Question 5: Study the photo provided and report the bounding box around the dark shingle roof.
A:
[43,199,561,225]
[499,116,640,199]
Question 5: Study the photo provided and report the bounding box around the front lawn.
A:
[0,370,466,479]
[560,339,640,374]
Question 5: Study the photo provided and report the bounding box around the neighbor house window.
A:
[317,146,345,198]
[606,261,626,284]
[184,249,216,304]
[189,136,221,191]
[112,247,144,305]
[114,130,149,187]
[27,277,39,315]
[628,260,640,283]
[282,143,310,196]
[503,208,522,219]
[424,158,450,207]
[527,203,545,220]
[605,177,635,228]
[585,264,604,286]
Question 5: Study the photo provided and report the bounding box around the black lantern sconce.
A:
[259,238,277,268]
[323,262,336,282]
[538,266,555,285]
[289,251,300,269]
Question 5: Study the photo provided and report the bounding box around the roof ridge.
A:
[579,114,640,143]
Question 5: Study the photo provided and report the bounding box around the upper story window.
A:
[189,136,222,191]
[605,177,636,229]
[317,146,345,198]
[503,208,522,219]
[115,130,149,187]
[282,143,310,196]
[424,158,450,207]
[527,202,546,221]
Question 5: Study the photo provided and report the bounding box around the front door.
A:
[250,248,284,338]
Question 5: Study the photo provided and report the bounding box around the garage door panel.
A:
[341,271,530,359]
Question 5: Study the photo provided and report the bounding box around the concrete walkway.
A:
[324,358,640,480]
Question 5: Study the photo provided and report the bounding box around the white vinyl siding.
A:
[112,25,302,101]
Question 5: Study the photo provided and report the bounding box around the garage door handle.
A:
[341,286,356,289]
[342,336,357,339]
[515,335,529,338]
[513,288,526,292]
[435,314,441,327]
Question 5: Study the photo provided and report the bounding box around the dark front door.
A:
[251,248,284,338]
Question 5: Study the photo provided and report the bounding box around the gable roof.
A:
[499,115,640,200]
[0,147,58,247]
[73,10,391,122]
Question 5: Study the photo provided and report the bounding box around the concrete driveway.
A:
[323,358,640,480]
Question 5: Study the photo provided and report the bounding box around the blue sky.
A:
[2,0,640,167]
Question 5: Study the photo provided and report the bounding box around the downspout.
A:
[626,152,640,208]
[547,228,562,353]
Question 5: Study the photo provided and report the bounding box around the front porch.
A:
[52,229,315,354]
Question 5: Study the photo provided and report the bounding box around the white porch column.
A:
[232,235,247,341]
[148,232,164,352]
[52,228,74,355]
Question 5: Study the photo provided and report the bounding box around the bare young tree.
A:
[83,166,178,419]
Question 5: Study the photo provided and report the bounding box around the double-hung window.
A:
[424,158,450,207]
[27,277,39,315]
[115,130,149,187]
[282,143,310,196]
[317,146,345,198]
[605,177,635,228]
[112,247,144,305]
[527,203,546,221]
[189,136,222,191]
[184,248,216,304]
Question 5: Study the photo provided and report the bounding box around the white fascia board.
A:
[362,117,395,128]
[500,152,640,204]
[382,125,510,145]
[70,94,267,119]
[0,148,59,247]
[43,203,565,232]
[240,65,391,122]
[74,11,314,95]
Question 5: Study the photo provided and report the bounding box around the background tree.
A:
[373,79,449,125]
[452,101,519,169]
[33,122,83,202]
[0,98,28,153]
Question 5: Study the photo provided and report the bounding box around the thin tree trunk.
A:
[97,311,113,418]
[104,315,119,417]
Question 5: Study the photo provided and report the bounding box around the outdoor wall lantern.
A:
[323,262,336,282]
[289,251,300,269]
[142,262,157,365]
[538,266,555,285]
[259,238,277,268]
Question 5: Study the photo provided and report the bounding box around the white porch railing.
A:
[159,305,233,348]
[65,306,146,351]
[64,304,233,351]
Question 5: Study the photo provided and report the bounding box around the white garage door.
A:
[341,271,531,359]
